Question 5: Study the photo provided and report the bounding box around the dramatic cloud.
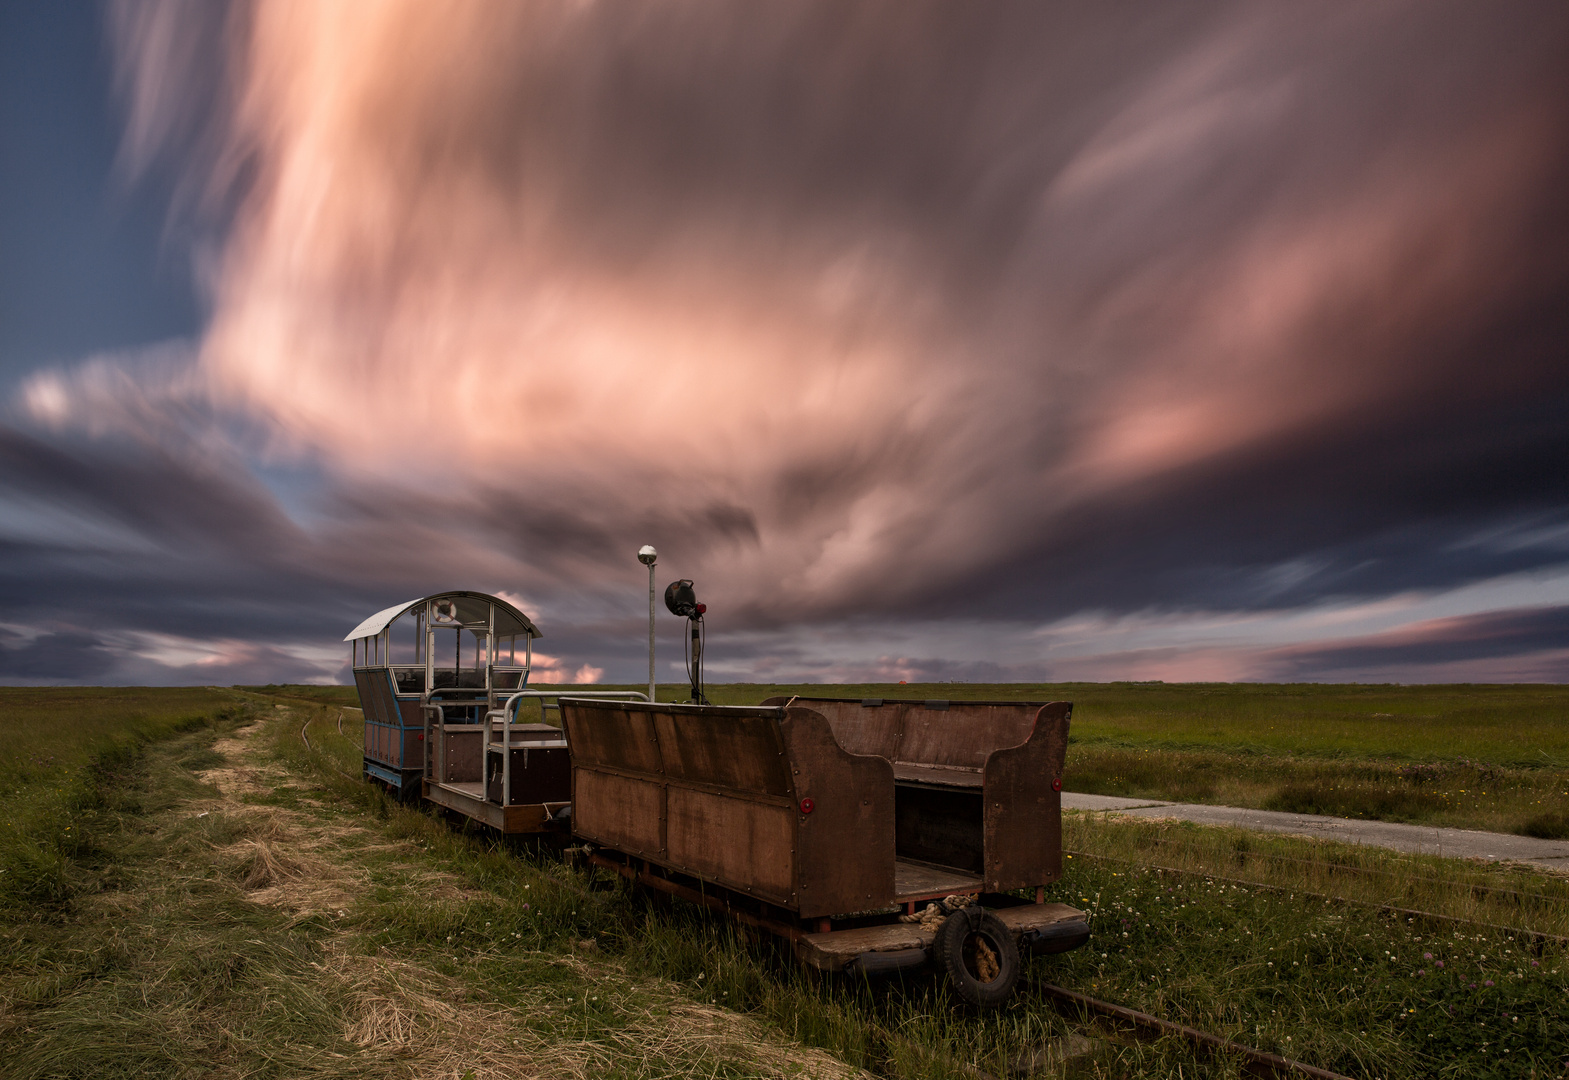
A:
[3,1,1567,683]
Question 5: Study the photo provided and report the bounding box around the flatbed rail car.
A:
[559,695,1091,1006]
[345,589,646,833]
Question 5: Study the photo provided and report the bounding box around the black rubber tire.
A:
[934,906,1021,1007]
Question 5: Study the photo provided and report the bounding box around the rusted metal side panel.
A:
[899,705,1036,770]
[895,785,984,873]
[780,705,896,918]
[981,701,1071,891]
[764,696,907,761]
[563,701,803,904]
[573,768,664,857]
[652,711,792,795]
[666,788,795,903]
[565,705,663,775]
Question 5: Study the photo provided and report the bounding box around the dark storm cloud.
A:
[6,1,1569,683]
[0,628,116,681]
[1268,606,1569,679]
[142,0,1567,624]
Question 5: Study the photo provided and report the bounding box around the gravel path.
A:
[1061,792,1569,870]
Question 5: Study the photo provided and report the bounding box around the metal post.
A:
[638,545,658,703]
[648,561,656,702]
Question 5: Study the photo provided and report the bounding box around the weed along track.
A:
[1140,839,1569,912]
[1066,848,1569,950]
[1026,983,1357,1080]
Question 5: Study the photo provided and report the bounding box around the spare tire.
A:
[933,906,1021,1007]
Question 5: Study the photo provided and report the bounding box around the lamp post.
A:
[637,545,657,703]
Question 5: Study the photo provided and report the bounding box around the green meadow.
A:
[2,684,1565,1078]
[0,686,236,908]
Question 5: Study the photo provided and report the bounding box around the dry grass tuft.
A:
[240,838,307,890]
[330,951,868,1080]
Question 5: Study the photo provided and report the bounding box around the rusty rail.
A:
[294,705,361,783]
[1030,981,1358,1080]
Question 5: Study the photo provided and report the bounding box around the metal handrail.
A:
[421,703,443,786]
[485,689,649,807]
[494,687,649,725]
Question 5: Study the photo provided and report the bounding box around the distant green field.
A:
[0,686,235,794]
[0,686,236,907]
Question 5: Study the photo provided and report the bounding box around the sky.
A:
[2,0,1568,687]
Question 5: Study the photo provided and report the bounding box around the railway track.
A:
[1023,982,1357,1080]
[295,705,360,782]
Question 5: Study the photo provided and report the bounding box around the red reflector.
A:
[800,797,815,814]
[1051,777,1062,792]
[417,733,425,741]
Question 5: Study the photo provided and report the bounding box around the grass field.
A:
[0,686,236,909]
[2,684,1566,1078]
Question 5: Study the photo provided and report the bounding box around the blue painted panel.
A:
[365,760,408,787]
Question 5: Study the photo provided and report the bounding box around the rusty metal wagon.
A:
[559,694,1090,1005]
[345,590,645,832]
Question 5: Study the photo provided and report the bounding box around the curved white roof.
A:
[343,591,542,641]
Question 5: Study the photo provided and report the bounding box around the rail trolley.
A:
[344,590,646,832]
[560,695,1090,1006]
[346,593,1089,1003]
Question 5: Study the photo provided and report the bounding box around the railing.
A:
[484,689,649,807]
[421,703,444,786]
